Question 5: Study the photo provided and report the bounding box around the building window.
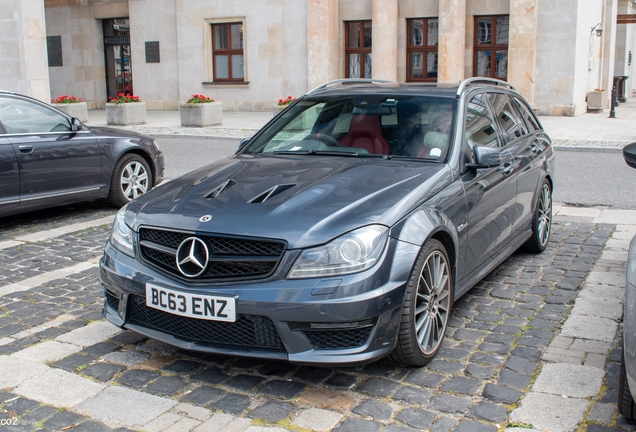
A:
[212,22,244,82]
[345,20,372,78]
[473,15,509,80]
[406,18,438,82]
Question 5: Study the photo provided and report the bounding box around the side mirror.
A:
[237,138,250,151]
[467,145,501,169]
[624,143,636,169]
[71,117,82,132]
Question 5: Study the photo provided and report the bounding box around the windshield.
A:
[243,95,455,161]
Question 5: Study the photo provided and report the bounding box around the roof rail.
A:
[308,78,397,94]
[456,77,515,96]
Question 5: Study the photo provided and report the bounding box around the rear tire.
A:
[108,154,153,208]
[524,179,552,253]
[619,347,636,420]
[389,238,453,366]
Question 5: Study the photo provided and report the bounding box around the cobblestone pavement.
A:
[0,203,635,431]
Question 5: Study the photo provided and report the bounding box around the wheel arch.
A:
[110,149,157,188]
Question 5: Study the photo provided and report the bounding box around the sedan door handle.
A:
[18,145,33,153]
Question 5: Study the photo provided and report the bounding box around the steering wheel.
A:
[303,133,341,147]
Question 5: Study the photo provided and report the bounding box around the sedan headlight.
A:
[110,206,135,257]
[288,225,389,279]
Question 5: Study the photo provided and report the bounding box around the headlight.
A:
[110,206,135,257]
[288,225,389,279]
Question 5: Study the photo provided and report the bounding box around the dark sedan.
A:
[100,78,554,366]
[0,91,164,217]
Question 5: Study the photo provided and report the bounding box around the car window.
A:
[465,93,499,149]
[486,92,527,143]
[245,96,455,161]
[512,96,541,132]
[0,97,72,134]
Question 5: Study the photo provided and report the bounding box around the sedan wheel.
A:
[524,179,552,253]
[390,239,452,366]
[108,154,153,207]
[619,347,636,419]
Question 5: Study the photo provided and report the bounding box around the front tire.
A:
[108,154,153,207]
[619,347,636,419]
[524,179,552,253]
[390,239,453,366]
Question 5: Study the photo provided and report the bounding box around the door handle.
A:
[528,142,541,154]
[500,162,514,175]
[18,145,33,153]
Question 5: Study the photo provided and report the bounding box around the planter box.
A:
[106,102,146,125]
[52,102,88,123]
[180,101,222,126]
[586,91,606,111]
[273,104,289,117]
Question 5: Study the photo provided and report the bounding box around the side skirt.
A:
[454,229,532,300]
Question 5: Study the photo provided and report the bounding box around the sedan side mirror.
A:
[466,145,501,169]
[624,143,636,169]
[71,117,82,132]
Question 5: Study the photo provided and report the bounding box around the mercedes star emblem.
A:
[199,215,212,223]
[175,237,209,277]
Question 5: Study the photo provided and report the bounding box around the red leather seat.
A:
[339,115,390,154]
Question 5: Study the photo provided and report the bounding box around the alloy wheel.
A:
[414,250,451,355]
[120,161,149,201]
[538,183,552,247]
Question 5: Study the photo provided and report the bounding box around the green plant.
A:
[52,95,82,104]
[186,94,214,104]
[109,93,141,104]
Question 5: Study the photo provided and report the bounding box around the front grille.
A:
[304,327,373,350]
[138,227,286,282]
[127,295,285,351]
[105,291,119,310]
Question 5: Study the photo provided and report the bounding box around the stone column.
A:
[600,0,618,107]
[0,0,50,102]
[307,0,339,91]
[508,0,539,103]
[438,0,466,83]
[371,0,397,81]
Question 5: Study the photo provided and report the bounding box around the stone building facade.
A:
[1,0,635,115]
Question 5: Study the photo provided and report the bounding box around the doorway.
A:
[103,18,133,100]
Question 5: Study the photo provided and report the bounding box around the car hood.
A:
[127,155,451,249]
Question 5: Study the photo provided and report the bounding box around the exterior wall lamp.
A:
[591,23,603,37]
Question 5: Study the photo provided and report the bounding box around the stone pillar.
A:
[438,0,466,83]
[600,0,618,108]
[371,0,397,81]
[0,0,50,102]
[307,0,339,91]
[508,0,539,103]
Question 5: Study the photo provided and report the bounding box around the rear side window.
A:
[486,92,526,143]
[465,93,499,148]
[512,96,540,132]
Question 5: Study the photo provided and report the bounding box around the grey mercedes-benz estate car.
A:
[100,78,555,366]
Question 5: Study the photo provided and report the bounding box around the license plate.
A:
[145,284,236,322]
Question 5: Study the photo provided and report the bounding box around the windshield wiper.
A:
[272,149,360,157]
[385,155,439,162]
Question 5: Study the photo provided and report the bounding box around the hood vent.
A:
[204,179,237,199]
[248,183,296,203]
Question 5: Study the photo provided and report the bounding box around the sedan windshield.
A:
[244,95,455,161]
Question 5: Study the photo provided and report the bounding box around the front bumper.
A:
[100,237,418,366]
